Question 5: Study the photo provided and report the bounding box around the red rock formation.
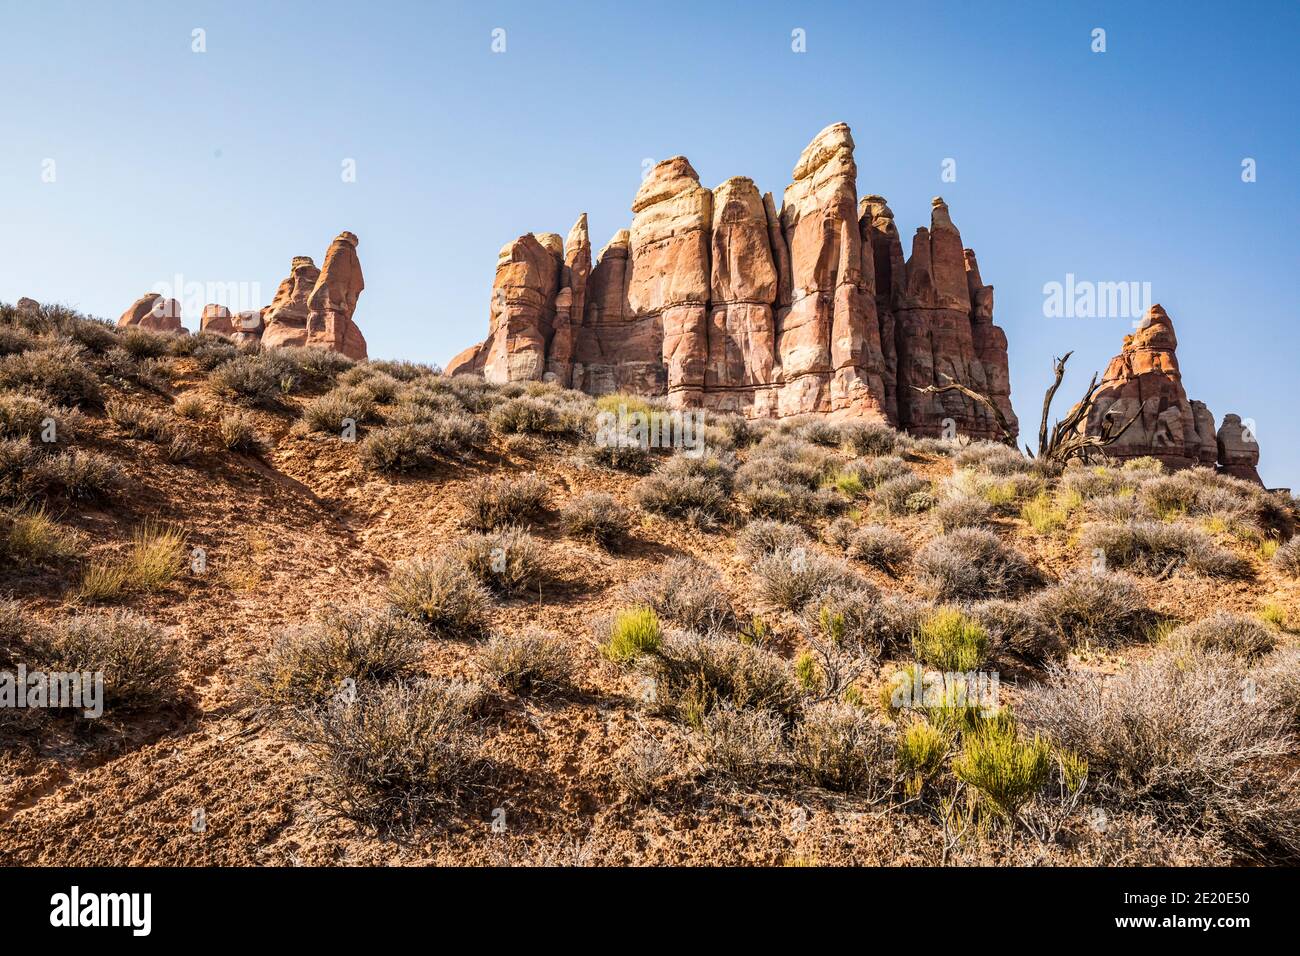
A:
[1217,414,1262,484]
[448,124,1017,441]
[260,256,321,350]
[118,293,185,333]
[306,232,367,360]
[200,304,235,335]
[1081,304,1262,483]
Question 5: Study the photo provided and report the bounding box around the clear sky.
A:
[2,0,1297,485]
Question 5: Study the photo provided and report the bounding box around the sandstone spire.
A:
[447,125,1018,441]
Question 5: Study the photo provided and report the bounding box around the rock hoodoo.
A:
[448,123,1017,441]
[118,292,184,333]
[1080,304,1262,484]
[113,232,367,360]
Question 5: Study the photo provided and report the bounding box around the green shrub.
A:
[952,716,1057,821]
[107,399,177,443]
[912,608,990,671]
[602,605,662,664]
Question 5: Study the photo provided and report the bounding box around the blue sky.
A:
[2,0,1297,485]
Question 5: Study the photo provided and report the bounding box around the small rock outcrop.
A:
[118,293,185,333]
[448,123,1017,441]
[305,231,367,360]
[1082,304,1263,483]
[199,304,235,335]
[260,256,321,350]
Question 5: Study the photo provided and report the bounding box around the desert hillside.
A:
[1,300,1297,866]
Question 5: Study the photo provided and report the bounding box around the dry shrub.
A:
[694,705,786,786]
[2,505,78,564]
[386,555,491,637]
[37,449,122,502]
[737,519,809,562]
[1027,571,1151,650]
[1079,520,1251,578]
[0,343,103,407]
[953,442,1034,476]
[913,528,1041,601]
[1168,611,1278,660]
[1272,538,1300,577]
[792,701,895,794]
[0,393,82,442]
[752,545,863,611]
[846,525,911,573]
[1021,644,1300,860]
[934,494,993,531]
[218,411,264,453]
[634,453,732,528]
[488,395,559,435]
[358,415,485,472]
[296,678,485,830]
[475,627,573,698]
[615,725,683,800]
[971,599,1063,667]
[841,421,904,457]
[455,526,544,595]
[624,556,734,633]
[462,474,549,531]
[36,610,182,713]
[561,492,631,550]
[250,605,425,713]
[302,388,375,434]
[107,399,176,443]
[872,473,934,516]
[643,630,800,724]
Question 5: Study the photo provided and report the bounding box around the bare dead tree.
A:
[1034,352,1143,464]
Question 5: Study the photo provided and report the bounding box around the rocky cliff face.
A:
[447,123,1018,442]
[1081,304,1262,483]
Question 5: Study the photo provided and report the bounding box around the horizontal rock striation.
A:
[447,123,1018,442]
